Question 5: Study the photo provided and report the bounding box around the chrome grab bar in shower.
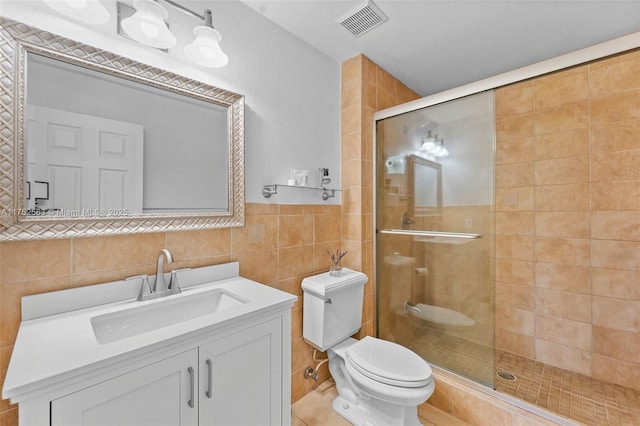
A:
[379,229,483,239]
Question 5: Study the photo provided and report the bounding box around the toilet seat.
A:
[345,336,432,388]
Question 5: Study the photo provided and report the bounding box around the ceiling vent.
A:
[337,0,389,38]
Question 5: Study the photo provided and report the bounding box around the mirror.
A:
[408,155,442,216]
[0,18,245,240]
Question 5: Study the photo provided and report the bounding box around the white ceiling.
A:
[240,0,640,96]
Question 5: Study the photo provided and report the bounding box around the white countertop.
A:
[3,263,297,402]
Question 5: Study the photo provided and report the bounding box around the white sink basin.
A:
[91,289,247,344]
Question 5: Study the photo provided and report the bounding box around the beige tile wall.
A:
[494,48,640,390]
[0,203,342,422]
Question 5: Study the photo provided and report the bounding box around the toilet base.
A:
[332,395,369,425]
[332,395,423,426]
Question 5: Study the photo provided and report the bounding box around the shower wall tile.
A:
[533,101,588,135]
[496,114,534,140]
[592,296,640,332]
[535,314,592,351]
[534,211,590,239]
[533,156,589,185]
[496,306,534,336]
[534,263,591,294]
[533,66,588,110]
[534,183,591,211]
[495,212,535,236]
[535,288,591,323]
[592,325,640,364]
[591,119,640,152]
[495,82,533,118]
[495,328,535,359]
[496,162,535,188]
[591,211,640,241]
[591,180,640,211]
[496,282,534,311]
[495,235,534,261]
[592,354,640,391]
[495,258,534,286]
[589,50,640,96]
[591,150,640,182]
[590,90,640,124]
[533,129,589,160]
[534,339,591,376]
[591,239,640,270]
[534,237,591,267]
[591,268,640,300]
[496,46,640,390]
[496,137,534,164]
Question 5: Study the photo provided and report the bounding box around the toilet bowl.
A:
[302,269,435,425]
[330,336,434,425]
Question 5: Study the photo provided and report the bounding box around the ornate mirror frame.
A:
[0,18,245,241]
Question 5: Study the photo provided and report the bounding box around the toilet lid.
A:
[346,336,432,388]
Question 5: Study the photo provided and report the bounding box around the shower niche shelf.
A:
[262,184,341,201]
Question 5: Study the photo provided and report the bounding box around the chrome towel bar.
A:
[379,229,483,239]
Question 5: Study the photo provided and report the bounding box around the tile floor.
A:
[403,328,640,426]
[291,380,469,426]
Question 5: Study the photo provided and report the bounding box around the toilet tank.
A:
[302,269,368,351]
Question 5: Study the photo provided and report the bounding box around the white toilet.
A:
[302,269,434,426]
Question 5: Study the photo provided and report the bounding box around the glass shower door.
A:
[375,91,495,387]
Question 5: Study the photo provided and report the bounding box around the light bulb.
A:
[140,21,160,38]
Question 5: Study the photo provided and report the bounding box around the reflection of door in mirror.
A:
[408,155,442,217]
[26,106,143,215]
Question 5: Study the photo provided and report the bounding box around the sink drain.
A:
[497,370,516,381]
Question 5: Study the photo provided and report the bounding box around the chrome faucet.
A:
[126,249,185,301]
[154,249,173,293]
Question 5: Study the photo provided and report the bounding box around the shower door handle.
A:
[379,229,483,239]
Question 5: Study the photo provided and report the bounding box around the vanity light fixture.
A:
[43,0,110,25]
[420,131,449,158]
[120,0,176,49]
[184,9,229,68]
[118,0,229,68]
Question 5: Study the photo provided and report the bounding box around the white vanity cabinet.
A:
[51,349,199,426]
[199,317,283,425]
[50,317,284,426]
[3,263,296,426]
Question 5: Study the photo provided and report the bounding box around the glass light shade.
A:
[43,0,110,24]
[121,0,176,49]
[184,26,229,68]
[419,131,437,152]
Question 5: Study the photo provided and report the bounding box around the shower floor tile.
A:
[495,351,640,426]
[403,329,640,426]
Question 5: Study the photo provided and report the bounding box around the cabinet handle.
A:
[206,359,213,399]
[187,366,195,408]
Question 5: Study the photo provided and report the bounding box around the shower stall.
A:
[375,91,496,387]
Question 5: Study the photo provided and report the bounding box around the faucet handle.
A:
[125,275,152,301]
[168,268,191,294]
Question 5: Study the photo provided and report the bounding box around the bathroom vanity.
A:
[2,262,296,426]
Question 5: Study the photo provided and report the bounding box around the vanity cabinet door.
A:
[199,318,282,425]
[51,349,199,426]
